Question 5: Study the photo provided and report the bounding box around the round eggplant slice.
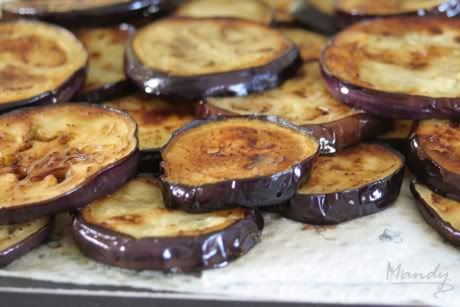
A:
[73,176,263,272]
[125,17,300,100]
[335,0,460,28]
[377,120,414,153]
[407,119,460,202]
[74,25,135,103]
[0,217,51,267]
[260,0,297,24]
[106,95,195,175]
[411,181,460,246]
[321,17,460,120]
[0,104,139,225]
[269,144,405,225]
[161,116,319,212]
[174,0,275,25]
[2,0,178,28]
[294,0,338,35]
[279,28,328,62]
[198,62,389,154]
[0,20,88,112]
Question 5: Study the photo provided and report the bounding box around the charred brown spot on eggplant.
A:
[280,28,328,62]
[0,104,138,224]
[175,0,275,25]
[260,0,297,23]
[74,177,263,271]
[270,144,405,224]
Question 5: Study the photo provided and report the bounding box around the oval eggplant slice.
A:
[270,144,405,225]
[161,116,319,212]
[125,17,300,100]
[321,17,460,119]
[198,62,389,154]
[74,25,135,103]
[294,0,338,35]
[2,0,178,28]
[407,119,460,202]
[175,0,274,25]
[0,104,139,225]
[73,176,263,272]
[280,28,328,62]
[0,218,51,267]
[260,0,297,24]
[377,120,414,153]
[0,20,88,112]
[107,95,195,174]
[410,181,460,246]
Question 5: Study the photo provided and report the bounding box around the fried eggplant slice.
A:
[198,62,388,154]
[0,20,88,112]
[377,120,414,153]
[0,104,139,224]
[294,0,338,34]
[73,177,263,272]
[407,120,460,201]
[160,116,319,212]
[74,25,135,103]
[321,17,460,119]
[0,217,51,267]
[270,144,405,224]
[125,17,300,100]
[279,28,328,62]
[107,95,195,174]
[175,0,275,25]
[260,0,297,24]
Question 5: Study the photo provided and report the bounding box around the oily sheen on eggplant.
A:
[411,182,460,246]
[125,17,300,100]
[107,95,195,174]
[74,25,135,103]
[321,17,460,119]
[0,218,51,267]
[269,144,405,224]
[199,62,388,154]
[161,116,319,212]
[0,20,88,112]
[407,120,460,201]
[0,104,139,225]
[294,0,338,34]
[175,0,275,25]
[73,177,263,272]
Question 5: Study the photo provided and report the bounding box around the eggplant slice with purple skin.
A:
[125,17,300,100]
[73,176,263,272]
[269,144,405,225]
[335,0,460,28]
[407,119,460,202]
[2,0,179,28]
[198,61,389,154]
[106,94,195,175]
[377,120,414,154]
[321,17,460,120]
[74,25,135,103]
[160,116,319,212]
[0,218,51,267]
[0,20,88,112]
[294,0,338,35]
[279,27,329,62]
[174,0,275,25]
[0,104,139,225]
[411,181,460,246]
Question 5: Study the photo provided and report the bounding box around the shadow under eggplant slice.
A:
[294,0,338,35]
[377,120,414,155]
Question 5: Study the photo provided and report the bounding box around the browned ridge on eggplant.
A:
[407,119,460,201]
[411,182,460,246]
[199,61,388,154]
[74,25,135,103]
[73,177,263,272]
[377,120,414,153]
[0,217,51,267]
[175,0,275,25]
[268,143,405,224]
[161,116,319,212]
[125,17,300,100]
[107,94,195,174]
[260,0,296,24]
[279,28,328,62]
[294,0,338,35]
[321,17,460,119]
[0,104,139,224]
[0,20,88,112]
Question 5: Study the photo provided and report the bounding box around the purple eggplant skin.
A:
[138,150,162,176]
[0,221,52,267]
[74,79,136,104]
[0,67,87,113]
[160,116,319,213]
[410,181,460,246]
[320,65,460,120]
[406,132,460,202]
[293,2,338,35]
[125,36,301,101]
[72,209,263,272]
